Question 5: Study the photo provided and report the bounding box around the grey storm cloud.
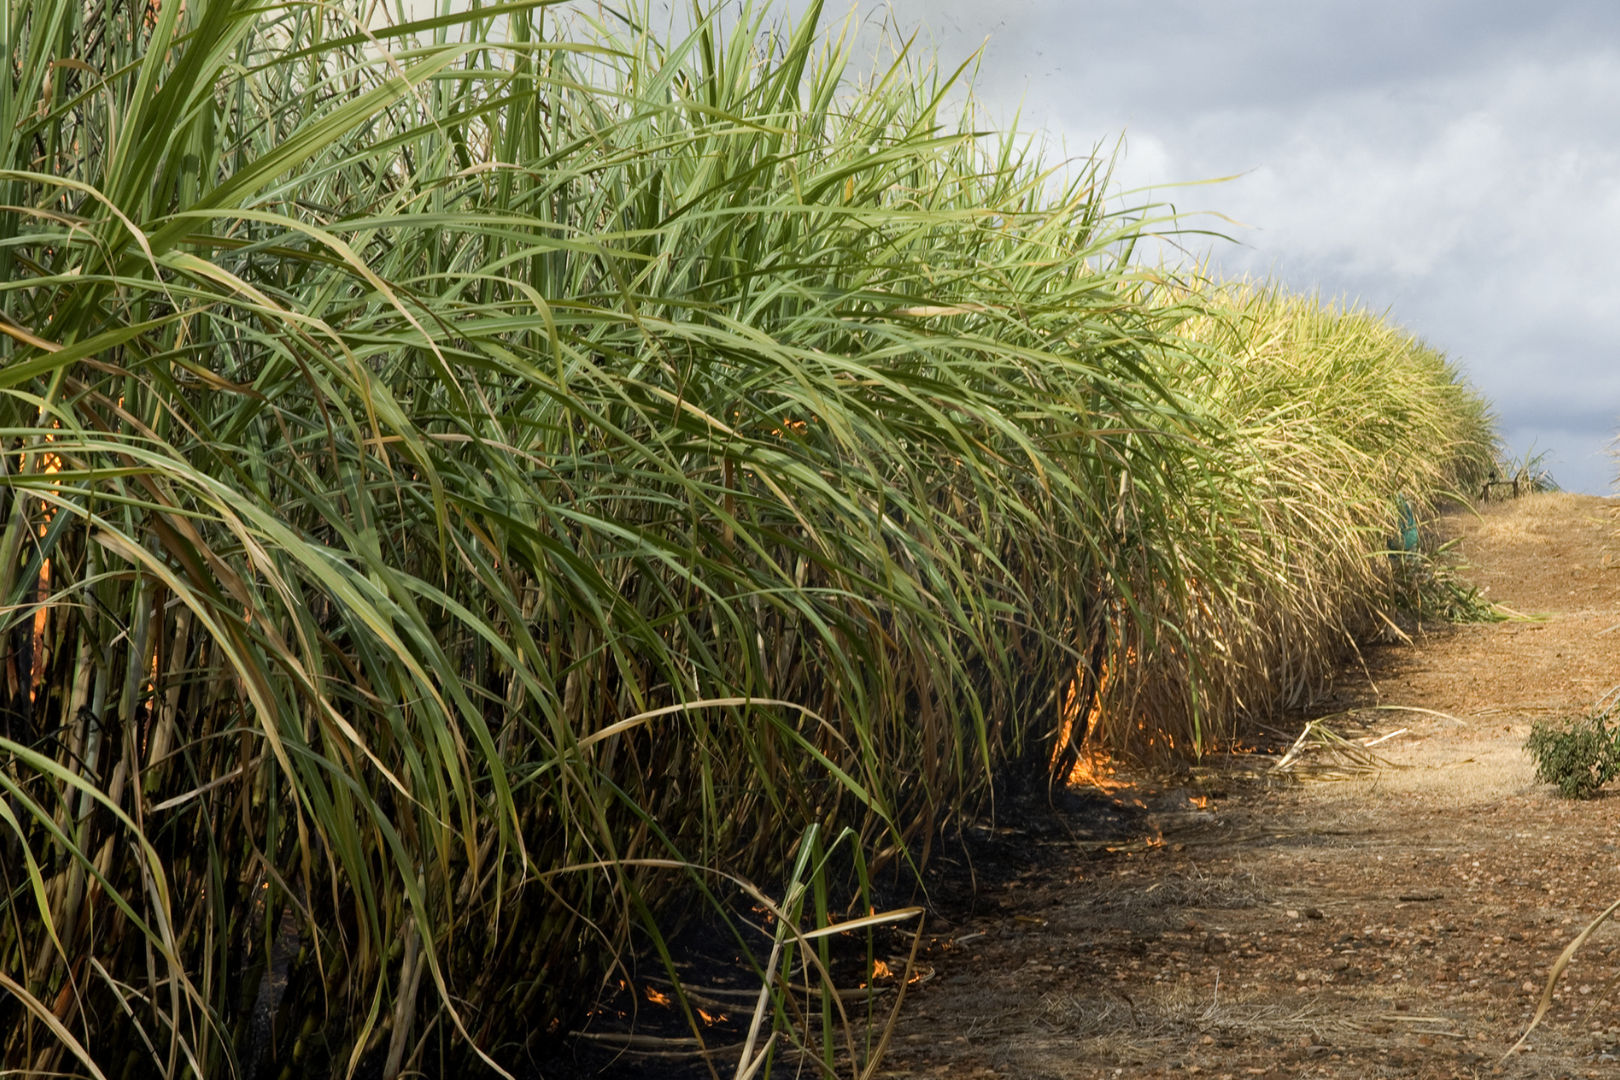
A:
[783,0,1620,492]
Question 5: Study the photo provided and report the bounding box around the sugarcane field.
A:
[1,1,1617,1078]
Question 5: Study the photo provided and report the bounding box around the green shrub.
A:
[1526,708,1620,798]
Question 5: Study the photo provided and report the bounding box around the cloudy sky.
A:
[785,0,1620,493]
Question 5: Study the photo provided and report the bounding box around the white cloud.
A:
[818,0,1620,492]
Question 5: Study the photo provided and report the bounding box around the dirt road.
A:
[882,493,1620,1080]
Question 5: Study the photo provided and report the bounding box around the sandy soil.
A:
[879,493,1620,1080]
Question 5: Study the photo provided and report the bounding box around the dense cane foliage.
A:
[1073,283,1495,753]
[0,0,1491,1075]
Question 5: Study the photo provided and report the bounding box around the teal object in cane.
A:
[1396,495,1420,554]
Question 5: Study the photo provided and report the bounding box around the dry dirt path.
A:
[880,493,1620,1080]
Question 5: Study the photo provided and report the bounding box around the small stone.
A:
[1295,971,1309,983]
[1201,1034,1216,1045]
[1304,907,1325,920]
[1522,981,1538,993]
[1286,910,1299,919]
[1417,1035,1434,1046]
[1331,957,1351,972]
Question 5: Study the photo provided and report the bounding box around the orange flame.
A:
[1064,751,1127,790]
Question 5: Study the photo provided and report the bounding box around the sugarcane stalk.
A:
[146,606,193,785]
[382,913,425,1080]
[0,370,64,609]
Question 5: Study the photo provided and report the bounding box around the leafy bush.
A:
[1526,707,1620,798]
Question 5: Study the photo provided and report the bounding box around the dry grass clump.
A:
[1038,986,1365,1049]
[1094,868,1270,912]
[1270,719,1402,782]
[1473,491,1605,545]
